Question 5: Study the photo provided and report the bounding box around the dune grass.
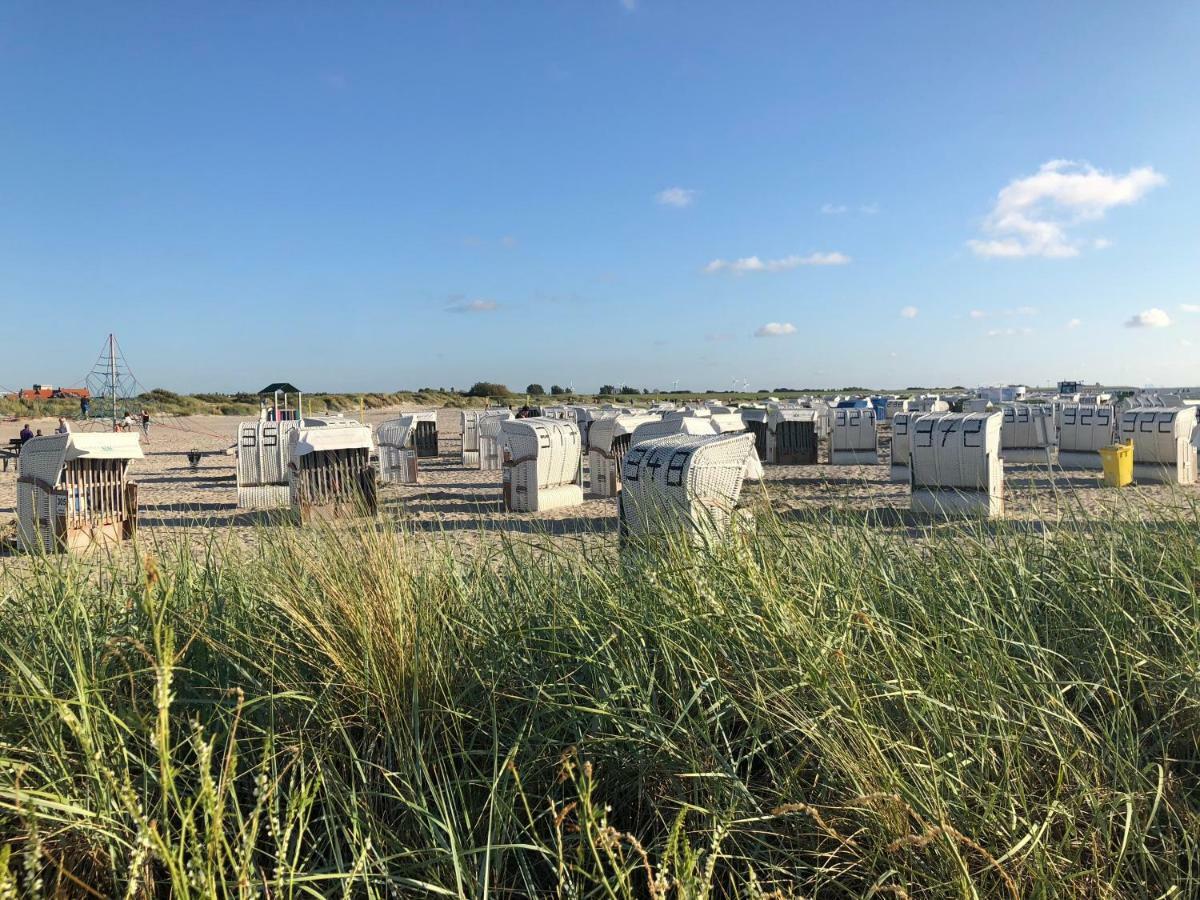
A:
[0,390,492,422]
[0,510,1197,897]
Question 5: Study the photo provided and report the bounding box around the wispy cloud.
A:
[1180,303,1200,313]
[899,306,918,319]
[754,322,797,337]
[448,299,499,314]
[704,251,850,274]
[969,309,988,319]
[820,202,879,215]
[968,160,1165,259]
[705,332,735,343]
[620,0,637,10]
[987,327,1034,337]
[1125,308,1171,328]
[655,186,697,208]
[1067,318,1082,329]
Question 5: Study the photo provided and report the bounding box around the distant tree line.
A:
[467,382,883,399]
[466,382,575,399]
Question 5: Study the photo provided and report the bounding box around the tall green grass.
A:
[1,512,1197,896]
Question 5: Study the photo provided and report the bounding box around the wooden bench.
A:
[1,438,22,473]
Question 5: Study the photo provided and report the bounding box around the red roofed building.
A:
[15,385,91,401]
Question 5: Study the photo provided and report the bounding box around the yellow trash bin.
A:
[1099,442,1134,487]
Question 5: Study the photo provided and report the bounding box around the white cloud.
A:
[448,299,498,314]
[620,0,637,9]
[1179,303,1200,313]
[656,187,697,208]
[969,309,988,319]
[1181,339,1193,348]
[754,322,797,337]
[987,327,1034,337]
[899,305,918,319]
[968,160,1165,259]
[1125,308,1171,329]
[704,251,850,274]
[797,251,851,266]
[1093,237,1113,250]
[1067,318,1082,329]
[820,202,878,215]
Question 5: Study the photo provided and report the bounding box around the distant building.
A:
[14,385,91,401]
[979,385,1026,403]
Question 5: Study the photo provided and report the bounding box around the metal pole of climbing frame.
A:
[109,333,118,428]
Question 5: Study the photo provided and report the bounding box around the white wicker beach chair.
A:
[1117,407,1198,484]
[476,411,513,471]
[889,410,951,483]
[765,407,820,465]
[1057,404,1116,470]
[287,420,377,522]
[500,417,584,512]
[17,432,143,552]
[618,431,758,544]
[999,405,1056,464]
[909,412,1004,518]
[236,419,300,509]
[586,413,662,497]
[376,416,421,484]
[830,408,879,465]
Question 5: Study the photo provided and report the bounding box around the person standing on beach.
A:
[141,409,151,439]
[80,396,90,418]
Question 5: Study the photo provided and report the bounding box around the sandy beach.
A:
[2,408,1196,556]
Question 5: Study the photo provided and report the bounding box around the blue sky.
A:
[1,2,1197,393]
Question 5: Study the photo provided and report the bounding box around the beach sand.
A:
[2,409,1196,558]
